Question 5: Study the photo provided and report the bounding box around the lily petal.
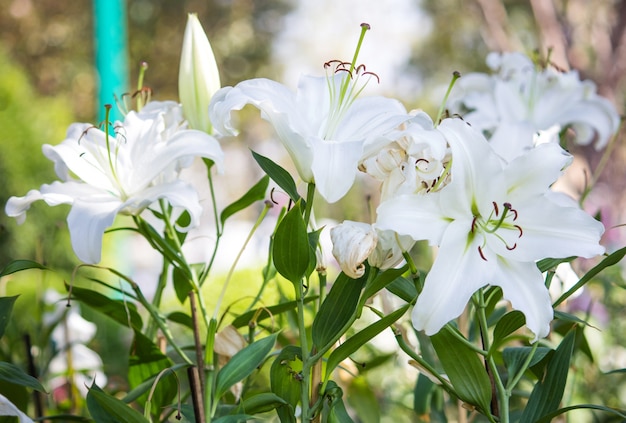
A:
[493,258,553,341]
[412,220,490,335]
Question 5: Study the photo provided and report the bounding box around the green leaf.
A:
[272,202,310,284]
[172,266,193,304]
[312,272,366,349]
[270,346,301,423]
[362,266,408,304]
[128,331,176,416]
[554,246,626,306]
[537,256,575,273]
[251,150,301,203]
[122,363,189,404]
[221,175,270,226]
[236,392,288,415]
[0,362,46,392]
[231,296,318,329]
[322,381,354,423]
[325,305,409,380]
[0,296,18,339]
[0,260,46,277]
[535,404,626,423]
[385,276,418,303]
[166,311,193,330]
[413,373,434,415]
[215,333,277,400]
[213,415,256,423]
[520,327,578,423]
[87,383,150,423]
[491,310,525,350]
[175,210,192,244]
[68,284,143,331]
[502,347,552,382]
[430,326,492,413]
[305,228,323,279]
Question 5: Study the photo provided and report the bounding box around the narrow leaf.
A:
[68,284,143,330]
[0,296,18,339]
[87,384,150,423]
[554,246,626,306]
[0,362,46,392]
[221,175,270,226]
[430,326,492,413]
[272,202,309,284]
[215,333,277,399]
[491,310,525,350]
[385,276,418,303]
[362,266,408,303]
[0,260,46,277]
[236,392,288,415]
[535,404,626,423]
[251,150,301,203]
[312,272,366,349]
[325,305,409,380]
[502,347,552,382]
[231,296,318,329]
[520,327,578,423]
[270,346,301,422]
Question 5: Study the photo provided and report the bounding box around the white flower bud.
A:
[330,221,378,279]
[179,13,221,133]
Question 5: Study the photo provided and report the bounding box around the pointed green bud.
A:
[179,13,221,133]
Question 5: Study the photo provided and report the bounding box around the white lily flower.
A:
[376,118,605,340]
[179,13,221,133]
[0,394,33,423]
[5,101,224,264]
[209,67,410,203]
[450,52,620,161]
[330,221,378,278]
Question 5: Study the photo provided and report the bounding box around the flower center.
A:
[322,23,379,139]
[471,201,523,261]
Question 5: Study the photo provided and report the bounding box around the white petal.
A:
[413,220,490,335]
[504,142,572,201]
[488,121,536,162]
[375,193,449,246]
[492,258,553,341]
[330,221,378,278]
[67,198,122,264]
[503,197,605,262]
[0,394,34,423]
[310,137,364,203]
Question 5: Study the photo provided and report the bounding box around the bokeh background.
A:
[1,0,626,421]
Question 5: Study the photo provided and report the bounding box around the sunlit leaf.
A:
[491,310,525,350]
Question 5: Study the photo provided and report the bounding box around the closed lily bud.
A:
[330,221,378,279]
[179,13,221,133]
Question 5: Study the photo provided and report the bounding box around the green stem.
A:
[201,163,223,287]
[303,182,316,226]
[434,71,461,126]
[296,281,311,420]
[146,258,170,340]
[506,341,539,394]
[475,290,508,423]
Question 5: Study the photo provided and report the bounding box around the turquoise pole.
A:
[93,0,129,122]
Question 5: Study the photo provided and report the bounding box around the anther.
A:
[492,201,499,216]
[514,225,523,237]
[471,216,478,233]
[506,243,517,251]
[477,245,488,261]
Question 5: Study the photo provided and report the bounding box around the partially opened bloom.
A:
[179,13,221,133]
[331,221,378,278]
[5,101,224,264]
[210,65,410,203]
[449,52,620,161]
[376,118,605,340]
